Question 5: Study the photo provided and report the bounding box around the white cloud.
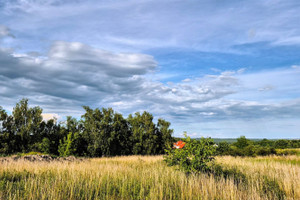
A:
[0,41,156,116]
[41,113,60,121]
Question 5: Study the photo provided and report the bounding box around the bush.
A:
[212,164,248,186]
[164,136,216,173]
[256,147,276,156]
[276,149,300,156]
[216,141,230,155]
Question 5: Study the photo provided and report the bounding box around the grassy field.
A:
[0,155,299,200]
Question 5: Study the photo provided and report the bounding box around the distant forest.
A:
[0,99,174,156]
[213,136,300,157]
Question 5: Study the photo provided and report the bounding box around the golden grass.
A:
[0,155,298,199]
[216,155,300,200]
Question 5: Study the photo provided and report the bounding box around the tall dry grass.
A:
[0,155,298,199]
[216,155,300,200]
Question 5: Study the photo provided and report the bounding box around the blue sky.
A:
[0,0,300,138]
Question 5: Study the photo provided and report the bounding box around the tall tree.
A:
[82,106,104,157]
[12,99,43,152]
[110,112,132,155]
[58,116,87,156]
[157,118,174,154]
[0,107,15,154]
[128,111,158,155]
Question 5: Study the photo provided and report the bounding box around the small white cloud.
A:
[200,112,215,116]
[292,65,300,70]
[237,68,246,74]
[42,113,60,121]
[182,78,191,82]
[259,85,274,92]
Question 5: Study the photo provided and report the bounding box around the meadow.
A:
[0,154,299,200]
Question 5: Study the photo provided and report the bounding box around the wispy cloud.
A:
[1,0,300,53]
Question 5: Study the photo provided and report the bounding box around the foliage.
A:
[276,148,300,156]
[216,141,230,155]
[164,135,216,173]
[1,99,299,158]
[0,99,173,157]
[39,138,51,154]
[215,136,299,157]
[128,112,163,155]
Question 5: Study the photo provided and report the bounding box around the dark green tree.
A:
[234,136,251,149]
[110,112,132,155]
[216,141,230,155]
[0,107,16,154]
[156,118,173,154]
[274,139,289,149]
[58,116,86,156]
[128,111,158,155]
[12,99,43,152]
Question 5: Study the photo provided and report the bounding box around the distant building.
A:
[173,140,186,149]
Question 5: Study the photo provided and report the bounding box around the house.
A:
[173,140,186,149]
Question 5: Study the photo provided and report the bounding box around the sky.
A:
[0,0,300,138]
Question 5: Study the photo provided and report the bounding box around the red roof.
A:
[173,140,186,149]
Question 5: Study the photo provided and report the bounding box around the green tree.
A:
[12,99,43,152]
[258,138,274,147]
[58,132,76,156]
[234,136,251,149]
[156,118,173,154]
[39,137,51,154]
[128,111,158,155]
[216,141,230,155]
[82,106,103,156]
[38,119,61,155]
[0,107,16,154]
[110,112,132,155]
[274,139,289,149]
[82,107,123,156]
[58,116,86,156]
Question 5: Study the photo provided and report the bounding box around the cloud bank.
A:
[0,35,299,136]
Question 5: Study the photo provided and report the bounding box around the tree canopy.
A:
[0,99,174,157]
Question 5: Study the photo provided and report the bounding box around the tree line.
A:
[0,99,174,157]
[216,136,300,156]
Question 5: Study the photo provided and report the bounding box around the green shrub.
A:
[256,147,276,156]
[212,164,248,186]
[164,135,216,173]
[276,149,300,156]
[216,141,230,155]
[261,176,285,200]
